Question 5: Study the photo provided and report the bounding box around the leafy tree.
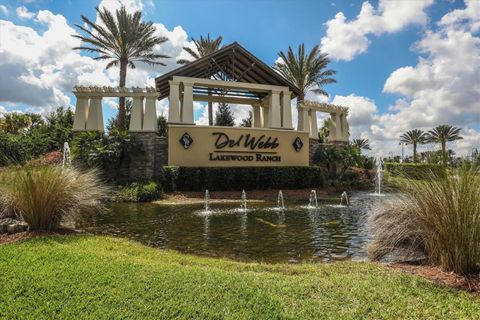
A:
[177,34,223,126]
[351,138,371,151]
[426,125,463,165]
[273,44,336,101]
[0,112,44,134]
[318,118,331,143]
[107,99,132,133]
[214,103,235,127]
[45,107,74,150]
[73,5,170,131]
[239,111,252,127]
[400,129,427,163]
[157,114,167,136]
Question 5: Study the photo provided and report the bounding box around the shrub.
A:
[162,166,325,191]
[115,181,162,202]
[369,165,480,274]
[0,165,108,230]
[384,162,444,179]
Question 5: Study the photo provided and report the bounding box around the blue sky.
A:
[0,0,479,156]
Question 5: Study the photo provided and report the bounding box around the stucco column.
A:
[261,106,269,128]
[143,96,158,131]
[342,113,350,141]
[86,97,103,132]
[328,113,338,141]
[281,90,293,129]
[297,105,309,132]
[168,80,180,123]
[308,109,318,139]
[181,81,194,124]
[129,96,144,132]
[73,96,89,131]
[268,90,282,128]
[252,104,262,128]
[335,113,343,141]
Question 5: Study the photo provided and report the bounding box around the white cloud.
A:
[0,5,8,15]
[320,0,434,61]
[0,105,6,113]
[16,6,35,20]
[439,0,480,33]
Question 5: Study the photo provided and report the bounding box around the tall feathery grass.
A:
[369,165,480,274]
[0,165,108,231]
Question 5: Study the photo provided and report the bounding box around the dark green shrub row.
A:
[162,166,326,192]
[384,162,444,179]
[115,181,162,202]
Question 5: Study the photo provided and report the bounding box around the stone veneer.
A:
[116,132,168,182]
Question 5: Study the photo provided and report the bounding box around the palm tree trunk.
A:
[118,59,128,131]
[413,143,417,163]
[441,141,447,165]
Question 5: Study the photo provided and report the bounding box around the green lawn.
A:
[0,236,478,319]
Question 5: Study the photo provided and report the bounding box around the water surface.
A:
[79,191,389,263]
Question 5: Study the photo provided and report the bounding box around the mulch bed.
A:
[0,229,80,245]
[389,263,480,296]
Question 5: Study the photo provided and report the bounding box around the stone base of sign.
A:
[309,139,321,165]
[115,132,168,182]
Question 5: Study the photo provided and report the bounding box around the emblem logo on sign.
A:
[292,137,303,152]
[179,132,193,149]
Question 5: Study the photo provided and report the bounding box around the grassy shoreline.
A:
[1,235,478,319]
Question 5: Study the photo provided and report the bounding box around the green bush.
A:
[162,166,325,191]
[384,162,444,179]
[115,181,162,202]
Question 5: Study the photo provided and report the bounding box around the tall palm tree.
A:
[177,34,223,126]
[273,44,336,101]
[73,6,170,131]
[351,138,371,150]
[426,125,463,164]
[400,129,427,162]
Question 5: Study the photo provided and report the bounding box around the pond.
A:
[78,191,389,263]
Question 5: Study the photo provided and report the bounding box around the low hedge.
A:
[384,162,444,179]
[162,166,326,192]
[115,181,162,202]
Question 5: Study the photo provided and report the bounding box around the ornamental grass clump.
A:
[369,165,480,274]
[0,165,108,231]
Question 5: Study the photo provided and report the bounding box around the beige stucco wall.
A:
[168,125,309,167]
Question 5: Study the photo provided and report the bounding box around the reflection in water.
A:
[78,192,389,263]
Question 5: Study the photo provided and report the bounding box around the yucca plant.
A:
[0,165,108,230]
[369,165,480,274]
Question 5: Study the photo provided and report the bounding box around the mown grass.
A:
[0,235,479,319]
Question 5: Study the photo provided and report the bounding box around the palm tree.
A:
[400,129,427,162]
[177,34,223,126]
[73,6,170,131]
[273,44,336,101]
[351,138,371,150]
[426,125,463,164]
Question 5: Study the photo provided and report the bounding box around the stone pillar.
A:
[308,109,318,139]
[143,96,158,131]
[268,90,282,128]
[181,82,194,124]
[297,106,309,132]
[342,114,350,141]
[335,113,342,141]
[281,91,293,129]
[129,96,144,132]
[168,80,180,123]
[86,97,103,132]
[262,106,269,128]
[73,96,89,131]
[252,104,262,128]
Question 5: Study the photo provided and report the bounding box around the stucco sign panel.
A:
[168,125,309,167]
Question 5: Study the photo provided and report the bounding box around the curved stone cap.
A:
[298,100,349,114]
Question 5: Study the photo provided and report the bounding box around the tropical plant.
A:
[0,112,44,134]
[273,44,336,100]
[351,138,371,150]
[369,165,480,274]
[239,111,252,127]
[214,103,235,127]
[318,118,332,143]
[400,129,427,163]
[0,165,108,230]
[157,114,167,136]
[177,34,223,125]
[426,125,463,164]
[73,6,170,131]
[107,99,132,133]
[44,107,74,150]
